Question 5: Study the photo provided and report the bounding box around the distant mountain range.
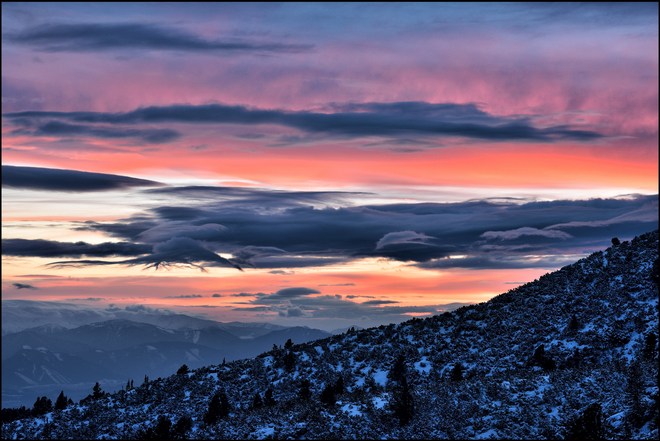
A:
[2,230,658,439]
[2,307,331,408]
[1,301,290,336]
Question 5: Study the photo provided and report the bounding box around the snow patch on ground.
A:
[414,356,432,374]
[373,369,388,387]
[475,428,500,439]
[373,396,388,409]
[340,403,363,417]
[252,425,275,439]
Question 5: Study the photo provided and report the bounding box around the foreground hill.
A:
[3,231,658,439]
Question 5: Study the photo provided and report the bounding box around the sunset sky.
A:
[2,2,658,331]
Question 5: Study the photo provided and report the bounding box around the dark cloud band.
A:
[2,238,151,258]
[2,165,163,192]
[8,22,312,54]
[54,189,658,271]
[4,101,602,143]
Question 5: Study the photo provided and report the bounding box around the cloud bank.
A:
[8,22,312,54]
[4,101,602,144]
[20,186,654,272]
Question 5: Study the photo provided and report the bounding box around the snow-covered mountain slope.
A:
[3,231,658,440]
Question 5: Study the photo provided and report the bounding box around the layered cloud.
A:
[2,239,150,258]
[12,283,38,290]
[14,185,653,271]
[230,286,465,321]
[10,120,180,144]
[7,22,312,54]
[47,237,243,272]
[2,166,162,192]
[3,101,602,144]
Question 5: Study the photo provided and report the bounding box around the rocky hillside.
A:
[3,231,658,440]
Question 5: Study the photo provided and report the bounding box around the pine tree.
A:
[388,354,414,425]
[283,350,296,372]
[334,376,345,395]
[299,379,311,401]
[54,391,68,411]
[32,396,52,416]
[177,364,189,375]
[284,338,294,350]
[264,388,276,406]
[565,403,604,440]
[320,384,336,407]
[252,393,263,409]
[626,361,645,428]
[530,344,555,371]
[171,415,193,440]
[388,354,407,383]
[643,332,657,360]
[92,382,104,400]
[204,391,230,425]
[391,376,414,426]
[450,362,464,382]
[154,415,172,440]
[567,314,580,333]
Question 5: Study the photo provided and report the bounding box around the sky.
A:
[1,2,658,331]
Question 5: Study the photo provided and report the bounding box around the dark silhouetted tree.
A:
[567,314,580,333]
[643,332,657,360]
[171,415,193,440]
[177,364,189,375]
[252,392,263,409]
[391,376,414,426]
[138,415,172,440]
[284,338,294,350]
[652,257,659,287]
[299,379,311,401]
[92,382,104,399]
[530,344,555,371]
[611,237,621,246]
[264,388,276,406]
[54,391,68,411]
[626,360,645,428]
[154,415,172,439]
[388,354,414,425]
[283,350,296,372]
[565,403,604,440]
[388,354,407,384]
[334,376,345,395]
[320,384,336,407]
[204,391,230,425]
[32,396,52,416]
[1,406,31,424]
[450,362,464,382]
